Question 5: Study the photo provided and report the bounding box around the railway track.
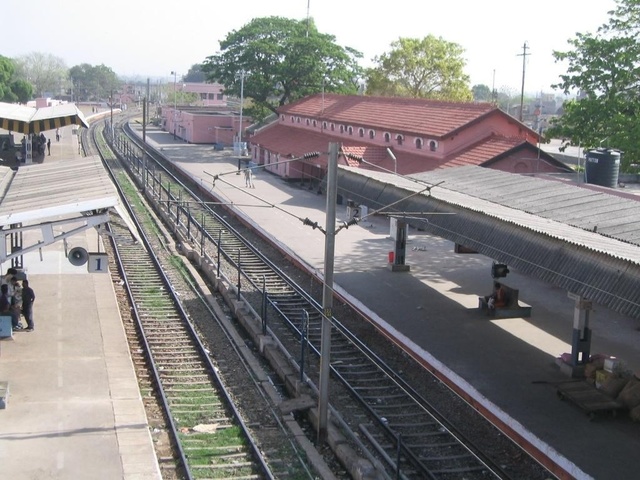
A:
[83,117,317,479]
[95,118,555,479]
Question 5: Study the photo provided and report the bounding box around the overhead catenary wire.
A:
[211,173,327,234]
[203,148,445,236]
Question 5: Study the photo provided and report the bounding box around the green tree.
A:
[548,0,640,170]
[201,16,363,121]
[365,36,472,101]
[0,56,33,103]
[472,84,493,102]
[14,52,67,98]
[184,64,205,83]
[9,79,33,103]
[0,56,16,101]
[69,63,121,102]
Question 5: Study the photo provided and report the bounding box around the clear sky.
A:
[4,0,617,94]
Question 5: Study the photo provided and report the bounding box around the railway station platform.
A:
[134,124,640,480]
[0,124,161,479]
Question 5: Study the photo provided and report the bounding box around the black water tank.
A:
[584,148,621,188]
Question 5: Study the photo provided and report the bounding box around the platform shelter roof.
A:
[0,102,89,135]
[0,155,126,264]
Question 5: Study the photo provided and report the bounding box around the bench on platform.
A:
[478,284,532,318]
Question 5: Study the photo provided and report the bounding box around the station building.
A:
[247,94,572,181]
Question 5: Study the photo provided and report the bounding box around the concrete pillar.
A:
[567,292,593,377]
[388,218,410,272]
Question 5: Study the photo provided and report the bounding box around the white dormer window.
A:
[384,132,391,143]
[348,126,354,135]
[416,138,424,149]
[396,134,404,146]
[369,130,375,139]
[358,128,365,138]
[429,140,438,151]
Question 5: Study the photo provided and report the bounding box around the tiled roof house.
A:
[248,94,571,182]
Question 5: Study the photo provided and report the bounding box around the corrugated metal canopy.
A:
[337,165,640,319]
[0,102,89,135]
[0,155,119,227]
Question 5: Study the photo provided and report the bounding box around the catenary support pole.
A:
[318,142,338,442]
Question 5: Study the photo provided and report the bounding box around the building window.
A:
[280,114,285,121]
[306,119,310,125]
[384,132,391,142]
[297,117,301,123]
[217,93,223,100]
[369,130,375,139]
[348,126,353,135]
[331,123,335,131]
[358,128,365,137]
[323,121,328,129]
[291,116,295,123]
[429,140,438,151]
[313,120,317,127]
[396,134,403,146]
[415,138,423,149]
[340,125,344,133]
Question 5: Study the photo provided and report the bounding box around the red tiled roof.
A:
[278,94,496,138]
[250,123,395,168]
[251,123,534,174]
[444,135,525,168]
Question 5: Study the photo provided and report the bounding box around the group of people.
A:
[0,268,35,332]
[15,134,51,162]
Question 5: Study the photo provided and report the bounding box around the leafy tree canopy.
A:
[472,84,493,102]
[0,56,33,103]
[184,64,205,83]
[14,52,67,98]
[201,16,364,121]
[548,0,640,170]
[69,63,121,102]
[365,35,472,101]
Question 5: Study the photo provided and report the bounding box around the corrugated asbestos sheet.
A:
[337,165,640,319]
[0,155,119,227]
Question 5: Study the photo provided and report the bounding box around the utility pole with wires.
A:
[317,142,338,443]
[517,41,530,122]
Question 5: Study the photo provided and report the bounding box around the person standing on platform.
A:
[56,128,60,142]
[244,167,254,188]
[21,279,35,332]
[2,267,16,298]
[11,277,22,323]
[47,138,51,155]
[0,283,20,331]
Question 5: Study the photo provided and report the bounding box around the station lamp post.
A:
[170,71,177,139]
[236,69,247,153]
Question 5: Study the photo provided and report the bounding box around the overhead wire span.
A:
[204,151,321,187]
[335,186,433,234]
[342,150,444,192]
[211,175,327,233]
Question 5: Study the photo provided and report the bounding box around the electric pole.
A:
[517,41,530,122]
[318,142,338,442]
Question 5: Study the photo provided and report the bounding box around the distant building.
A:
[180,82,226,107]
[248,94,571,181]
[161,105,251,145]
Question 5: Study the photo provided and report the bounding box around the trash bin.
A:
[388,251,395,263]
